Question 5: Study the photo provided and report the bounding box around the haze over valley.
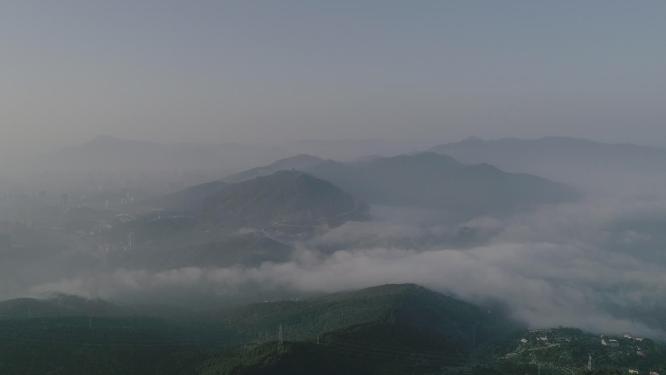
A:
[2,1,666,374]
[3,135,666,334]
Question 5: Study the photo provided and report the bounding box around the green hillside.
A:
[0,284,517,374]
[213,284,516,347]
[199,284,519,375]
[0,285,661,375]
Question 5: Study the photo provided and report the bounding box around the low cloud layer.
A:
[26,196,666,338]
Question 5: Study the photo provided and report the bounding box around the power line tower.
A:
[127,232,134,251]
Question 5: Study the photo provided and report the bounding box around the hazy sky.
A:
[1,0,665,156]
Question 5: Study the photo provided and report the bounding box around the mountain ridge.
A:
[161,170,368,230]
[222,151,577,220]
[432,136,666,192]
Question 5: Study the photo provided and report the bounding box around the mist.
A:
[4,3,666,374]
[2,188,664,339]
[2,1,666,161]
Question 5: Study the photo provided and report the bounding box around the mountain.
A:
[432,137,666,193]
[162,170,368,230]
[1,284,663,374]
[201,284,519,375]
[224,154,326,183]
[225,152,576,219]
[278,139,439,161]
[202,287,666,375]
[224,152,576,220]
[19,137,436,193]
[201,171,368,228]
[0,284,518,375]
[304,152,577,219]
[0,294,123,319]
[214,284,516,347]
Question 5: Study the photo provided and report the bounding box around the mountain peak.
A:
[167,170,368,229]
[223,154,327,183]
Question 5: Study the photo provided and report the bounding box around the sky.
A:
[1,0,665,156]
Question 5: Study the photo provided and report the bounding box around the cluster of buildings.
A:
[513,329,662,375]
[601,334,647,357]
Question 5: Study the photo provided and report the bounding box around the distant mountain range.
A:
[0,294,123,319]
[18,135,666,196]
[432,136,666,193]
[16,136,439,192]
[278,139,439,161]
[225,152,577,220]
